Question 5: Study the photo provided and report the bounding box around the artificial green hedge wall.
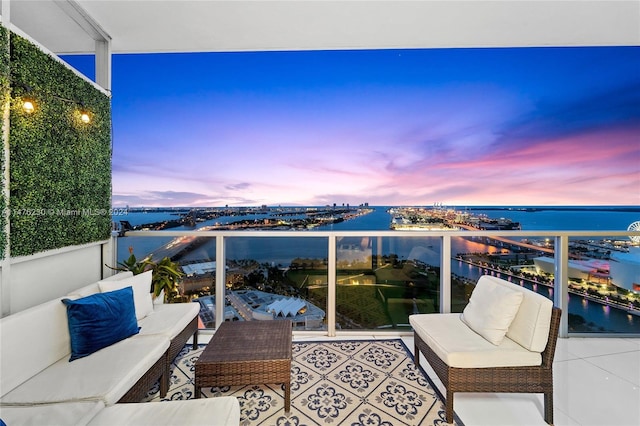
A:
[9,32,112,257]
[0,25,8,260]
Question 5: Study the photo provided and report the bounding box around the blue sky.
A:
[64,46,640,207]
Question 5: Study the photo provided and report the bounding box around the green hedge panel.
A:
[9,33,112,257]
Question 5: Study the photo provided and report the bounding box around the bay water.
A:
[115,206,639,262]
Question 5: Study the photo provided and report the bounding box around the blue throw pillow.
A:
[62,286,140,361]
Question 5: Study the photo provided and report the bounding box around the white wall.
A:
[0,239,116,316]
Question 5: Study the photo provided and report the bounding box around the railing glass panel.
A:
[117,230,640,336]
[450,234,556,313]
[223,236,329,330]
[335,236,441,330]
[565,235,639,334]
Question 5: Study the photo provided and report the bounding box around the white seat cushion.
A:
[0,401,104,426]
[138,303,199,339]
[410,313,542,368]
[87,398,240,426]
[0,335,169,406]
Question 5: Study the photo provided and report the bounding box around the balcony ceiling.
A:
[4,0,639,56]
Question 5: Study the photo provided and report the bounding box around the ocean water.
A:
[115,206,640,262]
[463,206,639,232]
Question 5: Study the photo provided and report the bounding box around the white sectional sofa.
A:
[0,271,240,425]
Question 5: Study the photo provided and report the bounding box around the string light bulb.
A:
[80,111,91,123]
[13,82,95,123]
[22,100,35,114]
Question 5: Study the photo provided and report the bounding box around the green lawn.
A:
[286,260,441,329]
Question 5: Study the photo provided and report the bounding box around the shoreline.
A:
[455,256,640,318]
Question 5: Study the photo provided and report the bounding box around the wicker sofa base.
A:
[163,316,199,392]
[0,272,202,412]
[118,354,168,403]
[119,316,199,403]
[169,316,199,361]
[414,307,561,425]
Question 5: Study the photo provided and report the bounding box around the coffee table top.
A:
[198,320,292,363]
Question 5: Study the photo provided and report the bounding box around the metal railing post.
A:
[440,234,452,313]
[554,234,569,338]
[215,234,226,330]
[327,235,337,336]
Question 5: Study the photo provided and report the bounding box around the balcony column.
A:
[101,232,119,279]
[1,0,10,24]
[95,39,111,92]
[554,235,569,337]
[53,0,112,92]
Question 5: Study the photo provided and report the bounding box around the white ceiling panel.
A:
[3,0,639,55]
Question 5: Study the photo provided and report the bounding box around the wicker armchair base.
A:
[414,307,561,425]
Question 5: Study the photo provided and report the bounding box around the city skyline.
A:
[67,46,640,207]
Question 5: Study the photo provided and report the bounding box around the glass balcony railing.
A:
[117,229,640,337]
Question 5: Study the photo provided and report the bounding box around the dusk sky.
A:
[67,46,640,207]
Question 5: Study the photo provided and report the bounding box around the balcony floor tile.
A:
[194,331,640,425]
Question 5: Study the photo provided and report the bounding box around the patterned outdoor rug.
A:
[144,339,462,425]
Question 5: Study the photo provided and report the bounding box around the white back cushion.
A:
[68,271,134,298]
[98,271,154,321]
[0,299,71,396]
[68,283,100,298]
[102,271,134,282]
[480,275,554,352]
[461,276,524,345]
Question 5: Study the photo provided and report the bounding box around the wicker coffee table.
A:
[194,319,292,412]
